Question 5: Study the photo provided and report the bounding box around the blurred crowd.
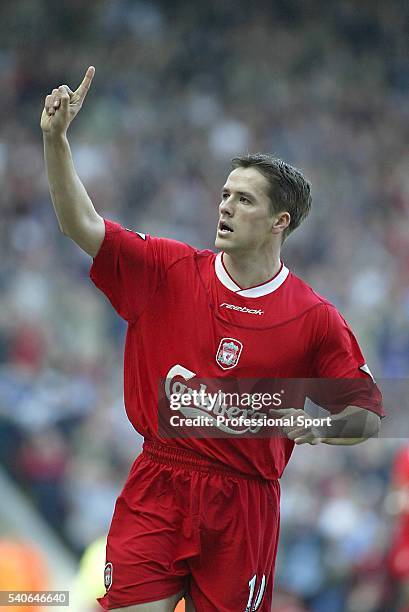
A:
[0,1,409,610]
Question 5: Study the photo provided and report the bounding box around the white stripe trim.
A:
[215,252,241,291]
[359,363,375,382]
[215,252,289,298]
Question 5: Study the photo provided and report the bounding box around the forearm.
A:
[43,133,101,237]
[321,436,367,446]
[321,406,380,446]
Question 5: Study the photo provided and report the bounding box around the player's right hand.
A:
[40,66,95,136]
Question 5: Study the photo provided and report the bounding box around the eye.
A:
[240,196,250,203]
[222,192,229,200]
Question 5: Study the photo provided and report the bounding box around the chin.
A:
[215,236,230,250]
[215,240,235,254]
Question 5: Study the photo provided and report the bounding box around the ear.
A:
[271,211,291,236]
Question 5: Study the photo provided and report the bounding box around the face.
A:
[215,166,282,254]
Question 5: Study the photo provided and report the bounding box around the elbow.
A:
[57,220,68,235]
[60,224,73,237]
[365,412,381,439]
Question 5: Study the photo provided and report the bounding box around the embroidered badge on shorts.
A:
[104,562,113,591]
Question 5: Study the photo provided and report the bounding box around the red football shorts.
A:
[97,441,280,611]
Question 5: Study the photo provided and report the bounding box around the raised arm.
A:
[41,66,105,257]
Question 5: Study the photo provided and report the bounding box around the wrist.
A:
[43,131,69,146]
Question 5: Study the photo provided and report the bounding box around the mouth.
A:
[218,220,234,235]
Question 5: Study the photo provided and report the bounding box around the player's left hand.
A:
[269,408,322,445]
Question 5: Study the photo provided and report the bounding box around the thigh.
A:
[110,589,184,611]
[98,455,191,610]
[188,476,280,612]
[184,593,196,612]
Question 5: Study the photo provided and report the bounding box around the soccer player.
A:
[41,67,384,612]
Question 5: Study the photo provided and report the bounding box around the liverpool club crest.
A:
[216,337,243,370]
[104,562,113,591]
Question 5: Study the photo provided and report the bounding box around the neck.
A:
[222,249,282,290]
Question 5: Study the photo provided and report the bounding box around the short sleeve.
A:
[89,219,193,322]
[315,305,368,378]
[311,304,384,416]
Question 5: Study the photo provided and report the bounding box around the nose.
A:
[219,196,234,217]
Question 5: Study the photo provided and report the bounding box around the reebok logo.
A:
[220,303,264,316]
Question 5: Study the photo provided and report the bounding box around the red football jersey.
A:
[90,219,384,480]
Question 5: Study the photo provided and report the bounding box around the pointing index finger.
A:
[75,66,95,100]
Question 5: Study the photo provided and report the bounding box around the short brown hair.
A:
[231,153,312,241]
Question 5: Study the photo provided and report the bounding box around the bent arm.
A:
[44,132,105,257]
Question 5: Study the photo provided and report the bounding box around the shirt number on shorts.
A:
[245,574,266,611]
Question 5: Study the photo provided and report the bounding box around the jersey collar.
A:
[215,252,289,298]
